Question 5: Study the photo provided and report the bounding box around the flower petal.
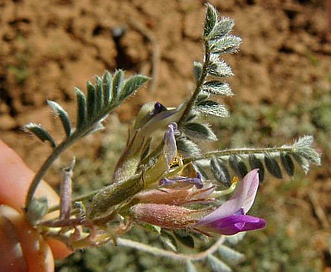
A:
[159,172,203,189]
[196,169,260,224]
[240,169,260,213]
[164,123,179,165]
[197,214,266,235]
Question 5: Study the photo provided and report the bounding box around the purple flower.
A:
[195,169,266,235]
[159,172,203,189]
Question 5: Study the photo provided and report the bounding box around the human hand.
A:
[0,139,72,271]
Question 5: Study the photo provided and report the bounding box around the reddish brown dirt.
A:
[0,0,330,269]
[1,0,331,166]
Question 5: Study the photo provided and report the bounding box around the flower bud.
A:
[134,186,215,206]
[131,204,201,229]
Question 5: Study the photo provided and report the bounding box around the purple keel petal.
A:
[197,214,266,235]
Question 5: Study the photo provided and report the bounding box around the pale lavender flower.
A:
[159,172,203,189]
[195,169,266,235]
[163,122,180,165]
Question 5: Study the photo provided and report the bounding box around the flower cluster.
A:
[131,136,266,236]
[88,117,266,240]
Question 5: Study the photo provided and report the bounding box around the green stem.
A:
[178,40,210,126]
[25,138,73,211]
[117,236,225,261]
[25,124,101,212]
[183,146,293,164]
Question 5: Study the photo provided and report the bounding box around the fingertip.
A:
[0,139,34,210]
[0,205,55,272]
[47,238,73,259]
[0,139,60,210]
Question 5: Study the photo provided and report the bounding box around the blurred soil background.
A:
[0,0,331,271]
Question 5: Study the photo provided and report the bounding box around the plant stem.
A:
[25,139,72,211]
[117,236,225,261]
[178,40,210,125]
[25,127,95,212]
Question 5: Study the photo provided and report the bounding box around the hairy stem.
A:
[117,236,225,261]
[25,139,73,211]
[178,40,210,125]
[25,126,101,212]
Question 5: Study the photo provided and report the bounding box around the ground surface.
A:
[0,0,330,271]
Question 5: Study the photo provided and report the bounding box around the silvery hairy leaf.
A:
[160,231,178,253]
[196,100,229,118]
[208,17,235,40]
[207,255,232,272]
[229,155,248,178]
[264,153,283,179]
[293,136,321,166]
[183,122,217,141]
[174,230,195,248]
[86,81,97,120]
[102,70,112,105]
[24,123,57,148]
[209,35,242,54]
[280,152,295,177]
[196,93,210,104]
[207,56,233,78]
[193,61,203,82]
[292,154,310,174]
[185,112,198,122]
[186,260,197,272]
[112,69,124,100]
[249,154,265,183]
[95,76,104,111]
[204,4,218,38]
[210,157,231,187]
[120,75,150,101]
[177,137,201,157]
[202,81,233,96]
[47,100,72,137]
[75,87,86,129]
[217,245,245,265]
